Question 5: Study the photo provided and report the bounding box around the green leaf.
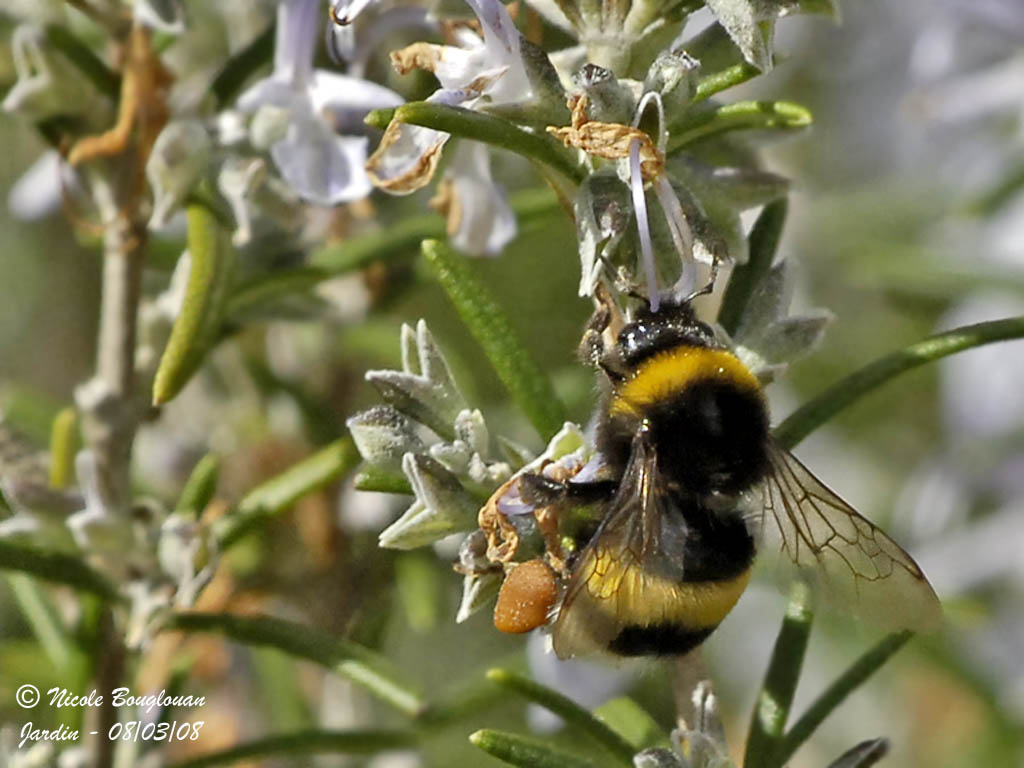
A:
[718,199,787,335]
[422,240,568,441]
[774,315,1024,450]
[743,582,813,768]
[153,201,237,405]
[825,738,890,768]
[213,437,359,548]
[682,21,749,75]
[47,407,78,490]
[486,668,636,765]
[226,267,332,324]
[704,0,774,71]
[43,24,120,100]
[167,728,418,768]
[593,697,669,751]
[211,23,275,108]
[6,574,80,675]
[367,102,585,184]
[470,728,598,768]
[773,632,913,768]
[0,541,121,602]
[226,189,561,323]
[694,62,761,102]
[176,454,220,519]
[353,467,414,495]
[377,454,480,550]
[167,612,426,717]
[668,100,812,152]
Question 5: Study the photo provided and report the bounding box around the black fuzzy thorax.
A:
[596,375,771,497]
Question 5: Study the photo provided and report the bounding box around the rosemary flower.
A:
[237,0,402,205]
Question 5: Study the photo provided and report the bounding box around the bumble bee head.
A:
[617,299,718,367]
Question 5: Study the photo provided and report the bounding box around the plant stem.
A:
[774,315,1024,449]
[353,468,414,496]
[670,649,708,731]
[167,612,426,717]
[367,102,585,184]
[213,436,360,549]
[77,172,146,514]
[73,44,152,764]
[0,541,121,601]
[227,187,561,323]
[486,668,636,765]
[422,240,568,440]
[743,582,813,768]
[668,100,811,153]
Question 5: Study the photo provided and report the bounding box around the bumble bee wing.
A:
[756,441,942,632]
[552,432,668,658]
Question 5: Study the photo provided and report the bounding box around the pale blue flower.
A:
[365,0,534,194]
[8,150,63,220]
[438,142,517,256]
[237,0,402,205]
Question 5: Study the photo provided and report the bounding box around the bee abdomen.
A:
[609,623,716,656]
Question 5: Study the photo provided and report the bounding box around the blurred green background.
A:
[1,1,1023,767]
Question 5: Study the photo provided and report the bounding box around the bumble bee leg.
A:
[579,294,610,367]
[518,473,569,506]
[517,475,614,575]
[563,479,620,502]
[533,504,571,574]
[519,473,617,506]
[579,316,608,368]
[582,287,631,381]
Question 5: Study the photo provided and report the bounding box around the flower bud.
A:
[378,453,479,549]
[347,405,427,472]
[575,64,636,125]
[147,121,212,230]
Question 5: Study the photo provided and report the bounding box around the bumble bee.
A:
[511,292,942,659]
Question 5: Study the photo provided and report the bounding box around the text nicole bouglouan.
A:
[14,685,206,749]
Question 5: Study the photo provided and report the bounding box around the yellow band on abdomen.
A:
[582,548,752,630]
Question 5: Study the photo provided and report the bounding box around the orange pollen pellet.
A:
[493,559,558,634]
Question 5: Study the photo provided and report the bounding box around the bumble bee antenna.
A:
[623,287,651,307]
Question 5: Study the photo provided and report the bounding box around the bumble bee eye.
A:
[493,559,558,634]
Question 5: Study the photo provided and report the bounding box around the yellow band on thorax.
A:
[611,346,760,416]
